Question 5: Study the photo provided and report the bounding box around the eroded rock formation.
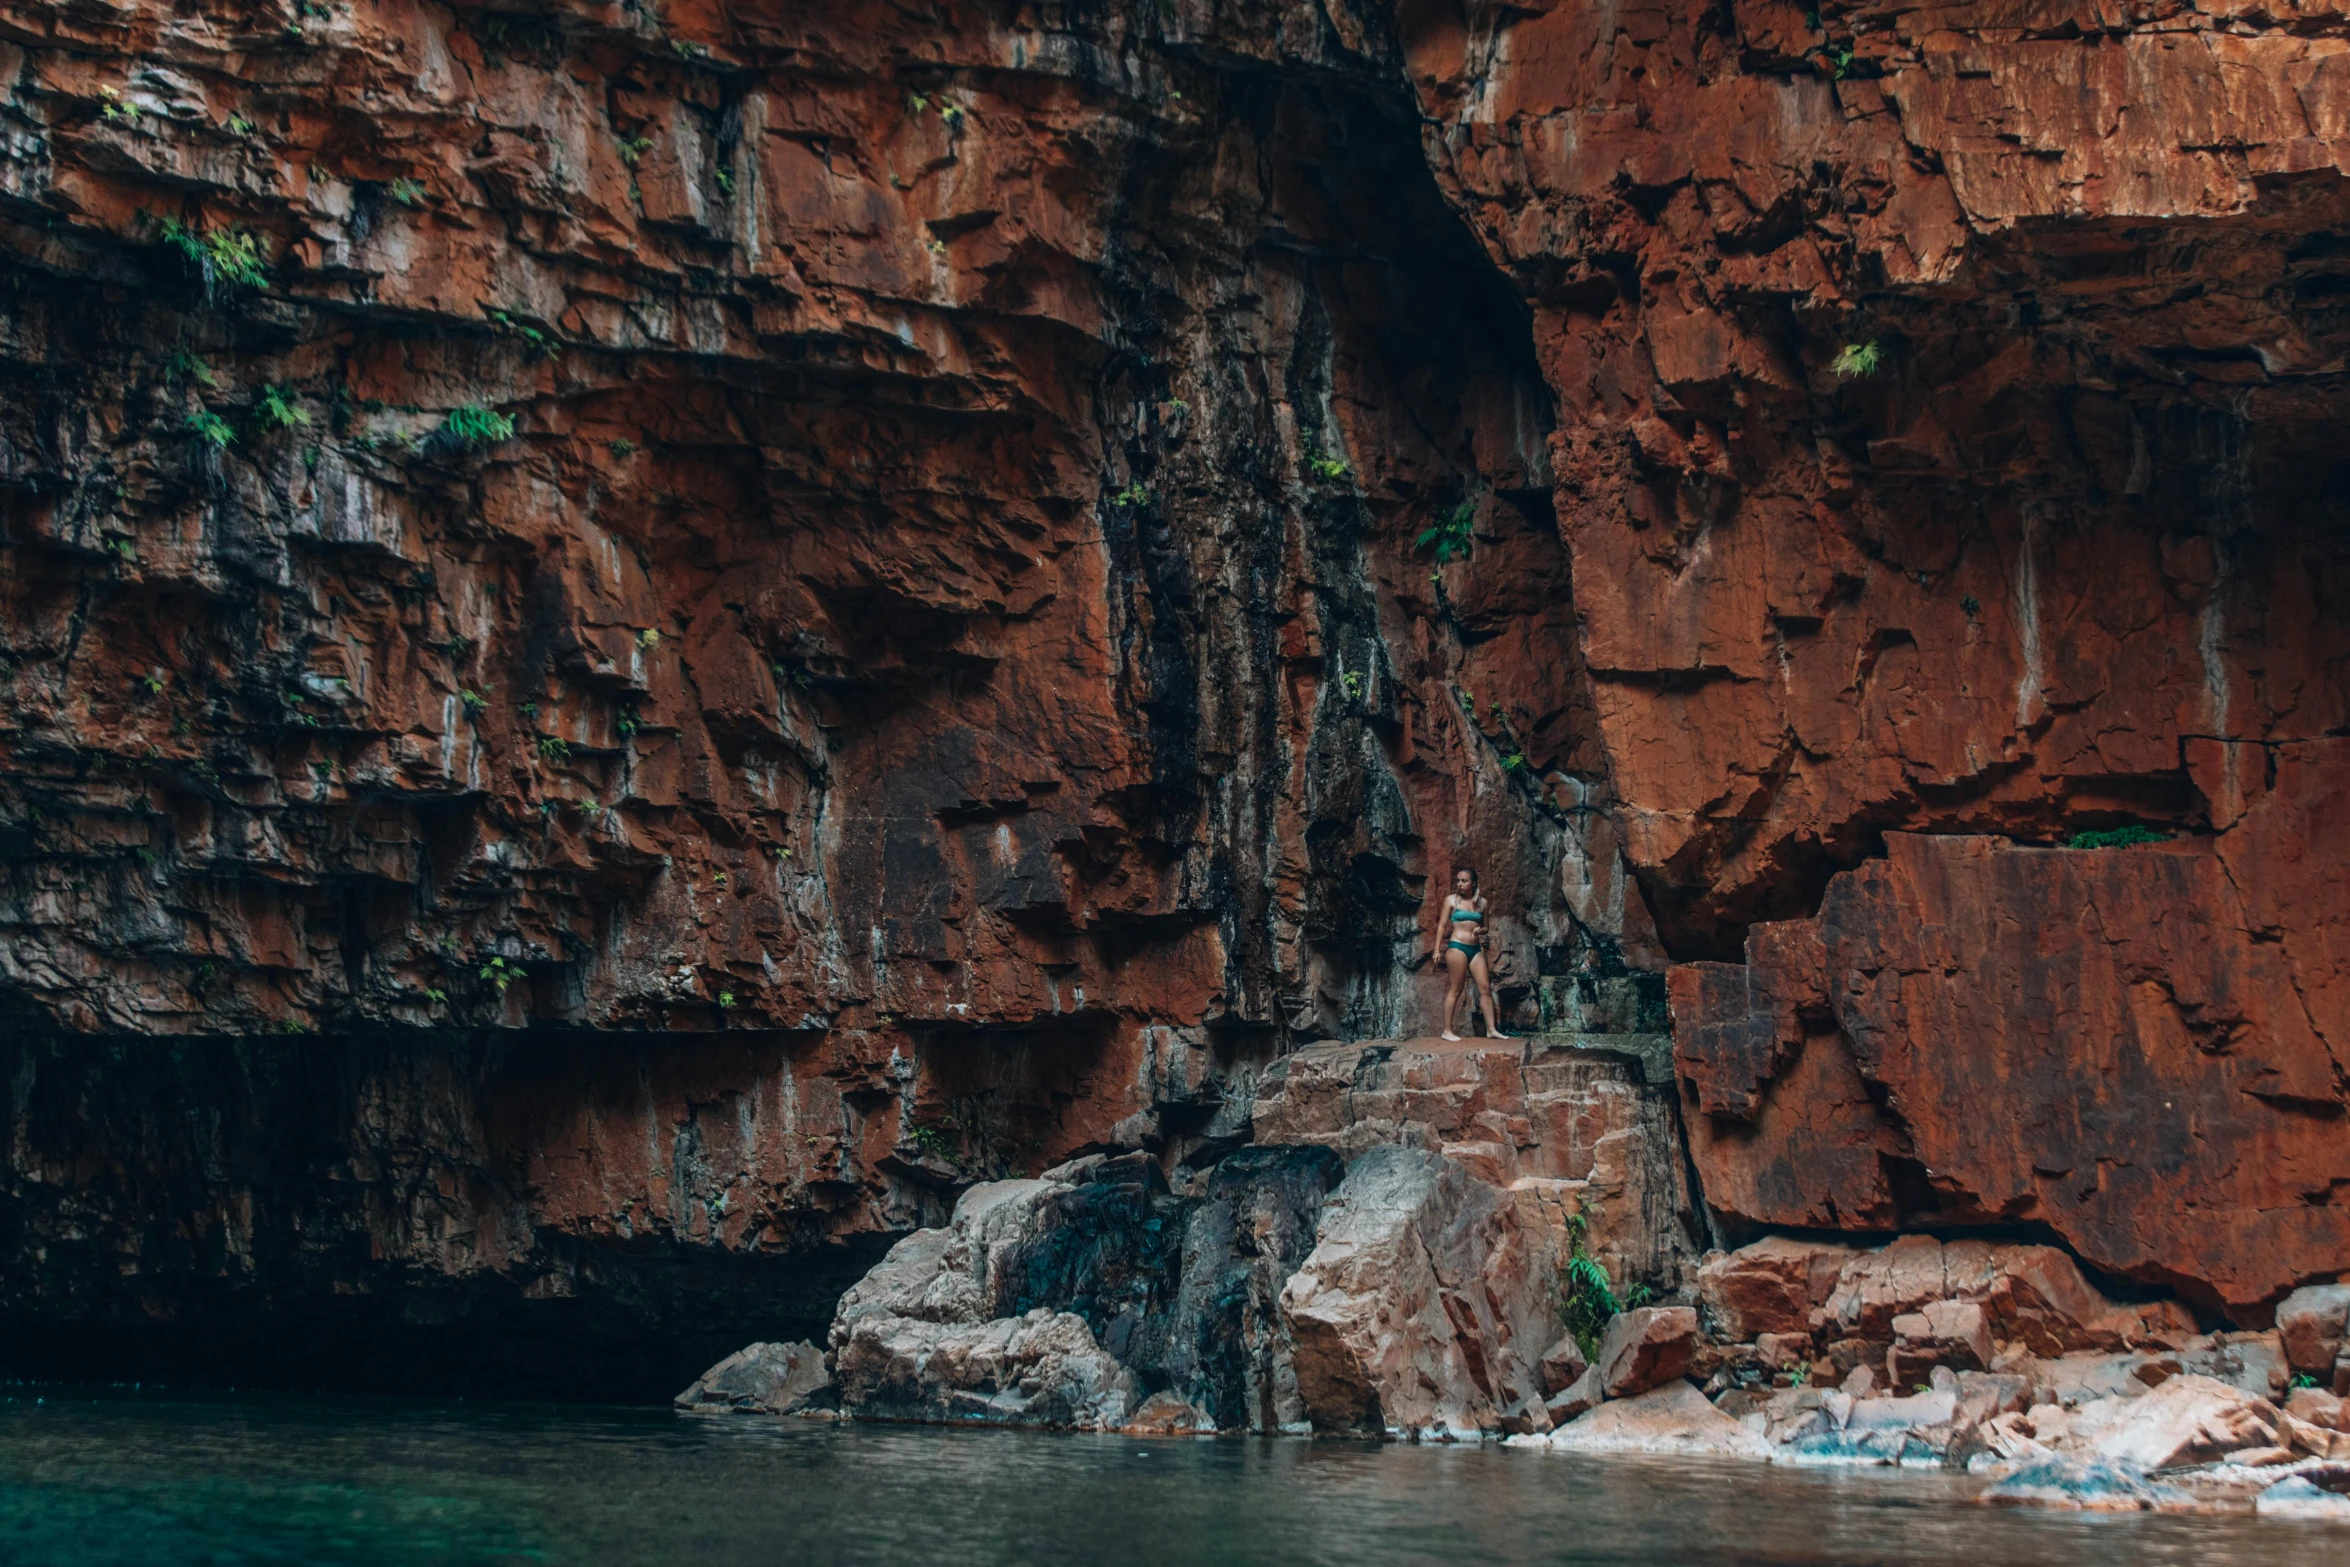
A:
[5,0,2349,1389]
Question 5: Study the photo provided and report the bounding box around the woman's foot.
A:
[1486,1029,1510,1039]
[1440,1030,1461,1042]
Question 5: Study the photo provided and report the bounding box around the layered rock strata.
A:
[7,0,2350,1386]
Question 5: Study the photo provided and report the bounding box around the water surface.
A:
[0,1387,2333,1565]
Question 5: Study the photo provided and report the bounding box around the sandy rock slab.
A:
[1534,1381,1771,1459]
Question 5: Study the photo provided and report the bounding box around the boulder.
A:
[1889,1299,1993,1383]
[1595,1305,1698,1398]
[828,1146,1344,1433]
[2289,1386,2347,1431]
[673,1340,832,1415]
[823,1163,1157,1431]
[834,1305,1141,1429]
[1825,1234,1963,1339]
[1696,1236,1855,1341]
[2280,1284,2350,1377]
[1981,1458,2199,1513]
[1843,1387,1957,1434]
[1495,1393,1553,1437]
[1545,1365,1605,1423]
[2070,1374,2279,1472]
[1537,1333,1588,1395]
[1123,1390,1218,1436]
[1542,1379,1772,1458]
[2257,1475,2350,1519]
[1278,1145,1560,1438]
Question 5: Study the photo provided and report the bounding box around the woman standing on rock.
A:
[1435,866,1505,1042]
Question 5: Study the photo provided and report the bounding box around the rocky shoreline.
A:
[674,1107,2350,1524]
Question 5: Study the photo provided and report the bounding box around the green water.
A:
[0,1387,2331,1565]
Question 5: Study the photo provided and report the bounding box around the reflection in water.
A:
[0,1387,2333,1566]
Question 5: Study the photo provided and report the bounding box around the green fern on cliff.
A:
[443,404,516,446]
[1832,340,1882,378]
[160,219,270,289]
[1416,501,1476,563]
[1560,1210,1651,1360]
[2066,825,2167,850]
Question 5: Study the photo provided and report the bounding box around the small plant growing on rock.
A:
[617,133,654,168]
[186,411,235,447]
[459,688,488,719]
[609,438,637,457]
[1341,670,1364,700]
[165,351,217,387]
[2065,825,2167,850]
[224,113,257,137]
[536,736,570,762]
[443,404,516,445]
[390,177,426,206]
[1111,481,1152,507]
[1559,1210,1650,1360]
[252,384,307,432]
[635,628,661,651]
[1306,449,1351,481]
[160,219,270,289]
[98,86,142,124]
[718,991,736,1008]
[909,1121,959,1164]
[135,673,165,697]
[1416,501,1476,563]
[1831,340,1882,378]
[478,954,524,995]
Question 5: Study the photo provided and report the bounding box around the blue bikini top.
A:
[1449,908,1481,921]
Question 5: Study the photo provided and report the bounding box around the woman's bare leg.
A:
[1440,947,1467,1041]
[1471,953,1504,1037]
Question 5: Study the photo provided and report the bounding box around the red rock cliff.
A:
[2,0,2345,1387]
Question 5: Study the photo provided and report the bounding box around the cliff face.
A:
[1393,4,2350,1311]
[3,0,2346,1392]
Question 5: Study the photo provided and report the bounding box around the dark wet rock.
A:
[827,1147,1343,1432]
[673,1340,832,1415]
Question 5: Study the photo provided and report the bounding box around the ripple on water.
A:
[0,1388,2339,1567]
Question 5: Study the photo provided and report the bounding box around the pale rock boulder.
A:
[2258,1475,2350,1519]
[1890,1299,1992,1382]
[673,1340,832,1414]
[1595,1306,1698,1398]
[1542,1379,1772,1457]
[1278,1145,1561,1438]
[2067,1374,2280,1472]
[2279,1284,2350,1378]
[829,1178,1142,1430]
